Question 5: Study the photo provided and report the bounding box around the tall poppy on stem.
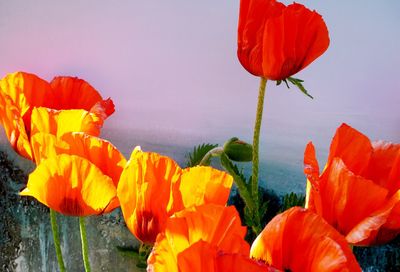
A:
[21,132,126,271]
[0,71,115,271]
[304,123,400,246]
[117,149,233,245]
[236,0,329,235]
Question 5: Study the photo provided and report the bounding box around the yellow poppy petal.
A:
[0,71,53,117]
[117,150,182,244]
[30,107,103,138]
[20,154,117,216]
[180,166,233,208]
[148,204,249,271]
[0,92,32,160]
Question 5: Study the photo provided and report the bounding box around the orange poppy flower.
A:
[20,132,126,216]
[304,123,400,245]
[251,207,361,271]
[0,71,114,161]
[117,149,233,244]
[237,0,329,80]
[147,204,259,272]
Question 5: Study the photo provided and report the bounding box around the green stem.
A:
[79,217,91,272]
[220,153,261,234]
[220,153,254,211]
[252,78,267,202]
[50,209,66,272]
[199,147,224,166]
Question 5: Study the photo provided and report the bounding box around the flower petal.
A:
[117,150,182,244]
[148,204,249,271]
[317,158,388,237]
[327,123,372,175]
[250,207,360,272]
[50,76,114,118]
[363,141,400,194]
[262,3,329,80]
[30,107,103,138]
[0,92,32,159]
[237,0,285,76]
[0,72,53,118]
[20,154,117,216]
[346,190,400,245]
[176,241,271,272]
[180,166,233,208]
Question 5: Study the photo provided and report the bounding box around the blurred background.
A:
[0,0,399,271]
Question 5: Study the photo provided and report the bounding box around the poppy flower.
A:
[304,123,400,245]
[250,207,361,271]
[0,71,114,161]
[148,205,360,271]
[147,204,260,272]
[117,149,233,244]
[20,132,126,216]
[237,0,329,80]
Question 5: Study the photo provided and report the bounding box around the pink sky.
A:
[0,0,399,158]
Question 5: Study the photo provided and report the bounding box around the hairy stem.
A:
[79,217,91,272]
[50,209,66,272]
[251,77,267,213]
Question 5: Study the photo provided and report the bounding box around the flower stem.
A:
[50,209,66,272]
[199,147,224,166]
[79,217,91,272]
[252,78,267,209]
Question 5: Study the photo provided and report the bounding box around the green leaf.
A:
[287,77,314,99]
[220,153,247,185]
[280,192,306,212]
[185,143,218,167]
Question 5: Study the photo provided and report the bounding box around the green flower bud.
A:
[223,137,253,162]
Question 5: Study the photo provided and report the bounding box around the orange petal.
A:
[59,132,126,185]
[50,76,114,120]
[250,207,361,272]
[30,107,103,138]
[327,123,372,175]
[346,190,400,245]
[117,149,182,244]
[363,141,400,194]
[0,92,32,160]
[317,158,388,238]
[20,154,117,216]
[30,132,65,163]
[176,241,271,272]
[180,166,233,208]
[148,204,249,271]
[237,0,285,77]
[262,3,329,80]
[0,72,53,118]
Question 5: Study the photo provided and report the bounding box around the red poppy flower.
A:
[304,123,400,245]
[117,149,233,244]
[20,132,126,216]
[251,207,361,271]
[237,0,329,80]
[0,71,114,161]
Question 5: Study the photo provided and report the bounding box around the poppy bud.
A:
[223,137,253,162]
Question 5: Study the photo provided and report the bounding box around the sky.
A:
[0,0,399,164]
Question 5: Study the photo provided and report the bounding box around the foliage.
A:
[280,192,306,212]
[185,143,218,167]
